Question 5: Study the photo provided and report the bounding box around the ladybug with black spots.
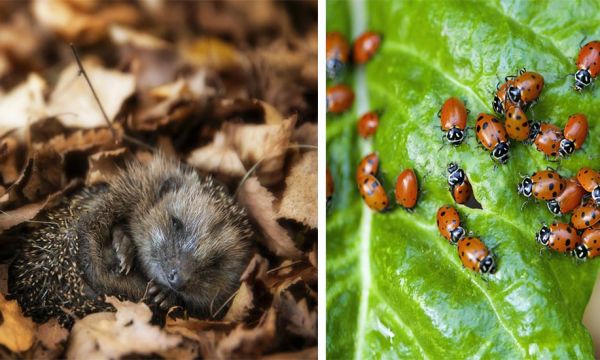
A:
[475,113,510,164]
[356,152,379,183]
[571,199,600,230]
[518,169,566,201]
[358,174,388,212]
[326,32,350,80]
[574,224,600,259]
[532,122,563,158]
[559,114,588,157]
[547,178,587,215]
[353,31,381,64]
[436,205,465,244]
[536,222,581,253]
[577,167,600,206]
[506,69,544,107]
[327,84,355,113]
[504,105,530,141]
[438,97,468,146]
[492,81,510,115]
[457,237,496,274]
[395,169,419,209]
[574,40,600,91]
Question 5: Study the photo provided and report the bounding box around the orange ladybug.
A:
[457,237,496,274]
[547,178,587,215]
[326,167,334,205]
[504,105,530,141]
[326,32,350,79]
[517,169,566,201]
[327,84,354,113]
[507,69,544,106]
[571,199,600,230]
[357,111,379,138]
[395,169,419,209]
[532,122,563,158]
[574,40,600,91]
[356,153,379,183]
[358,174,388,212]
[453,180,473,204]
[475,113,510,164]
[574,226,600,259]
[559,114,588,157]
[439,97,468,145]
[436,205,465,244]
[536,222,581,253]
[576,167,600,206]
[353,31,381,64]
[492,81,511,115]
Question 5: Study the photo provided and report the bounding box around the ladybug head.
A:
[492,95,504,115]
[507,85,521,104]
[449,226,465,244]
[574,69,591,91]
[447,166,465,187]
[574,244,589,260]
[546,199,561,215]
[536,225,551,246]
[447,162,458,174]
[558,138,575,157]
[326,58,345,80]
[517,177,533,197]
[480,255,496,274]
[446,128,464,146]
[492,142,509,164]
[526,121,541,144]
[592,187,600,206]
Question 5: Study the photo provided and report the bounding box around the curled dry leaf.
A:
[216,308,277,359]
[187,132,246,178]
[278,151,317,228]
[260,347,318,360]
[33,124,123,156]
[109,24,169,50]
[237,177,302,259]
[0,134,26,185]
[66,297,181,359]
[292,122,317,147]
[0,294,36,353]
[86,148,130,186]
[180,37,250,72]
[47,60,135,129]
[224,282,254,322]
[30,318,69,359]
[0,73,47,137]
[10,150,65,203]
[277,292,316,341]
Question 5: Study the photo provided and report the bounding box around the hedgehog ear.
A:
[158,177,181,199]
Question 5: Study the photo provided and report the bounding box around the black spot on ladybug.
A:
[516,126,520,131]
[548,173,554,179]
[552,191,557,197]
[477,115,483,121]
[536,84,540,90]
[476,125,481,132]
[516,115,522,120]
[566,239,571,246]
[582,211,586,217]
[466,242,471,246]
[461,252,465,256]
[551,143,556,149]
[586,221,591,226]
[482,122,489,130]
[549,183,554,190]
[531,74,536,79]
[492,118,499,123]
[567,227,572,233]
[559,183,564,190]
[441,211,446,216]
[551,152,557,156]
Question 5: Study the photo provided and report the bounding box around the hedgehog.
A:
[8,153,253,327]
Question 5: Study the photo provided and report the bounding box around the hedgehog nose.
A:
[167,269,185,290]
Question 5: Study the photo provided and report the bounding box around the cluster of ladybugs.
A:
[518,167,600,259]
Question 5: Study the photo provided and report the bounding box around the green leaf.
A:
[326,0,600,358]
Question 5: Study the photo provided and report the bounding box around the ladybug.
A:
[547,178,586,215]
[326,32,350,80]
[576,167,600,206]
[327,84,355,113]
[439,97,467,145]
[356,152,379,183]
[559,114,588,157]
[357,111,379,138]
[517,169,566,201]
[395,169,419,209]
[492,81,510,115]
[358,174,388,212]
[574,225,600,259]
[506,70,544,106]
[536,222,581,253]
[447,162,466,187]
[533,123,563,158]
[574,41,600,91]
[475,113,510,164]
[452,180,473,204]
[326,167,334,205]
[457,237,496,274]
[527,121,541,144]
[436,205,465,244]
[571,199,600,230]
[504,105,530,141]
[353,31,381,64]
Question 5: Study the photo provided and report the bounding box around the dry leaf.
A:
[34,125,122,156]
[67,297,181,359]
[180,37,249,71]
[0,294,36,352]
[292,122,317,147]
[260,347,317,360]
[278,151,317,228]
[0,134,26,185]
[237,177,301,259]
[187,132,246,178]
[86,148,130,185]
[278,292,316,340]
[0,73,47,137]
[216,308,277,359]
[48,60,135,128]
[224,282,254,322]
[109,24,169,49]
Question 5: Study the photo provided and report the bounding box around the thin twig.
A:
[266,260,303,274]
[211,289,238,319]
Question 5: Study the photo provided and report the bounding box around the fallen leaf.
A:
[216,308,277,359]
[224,282,254,322]
[109,24,169,49]
[259,347,317,360]
[278,151,317,228]
[0,73,47,137]
[277,292,316,341]
[34,125,122,156]
[240,253,270,283]
[35,318,69,354]
[85,148,130,185]
[180,37,250,71]
[0,293,36,352]
[292,122,317,147]
[237,177,301,259]
[0,133,26,185]
[187,132,246,178]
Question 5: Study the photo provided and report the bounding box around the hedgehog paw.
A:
[112,225,134,275]
[148,284,179,310]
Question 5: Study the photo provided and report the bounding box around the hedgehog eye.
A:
[171,216,183,231]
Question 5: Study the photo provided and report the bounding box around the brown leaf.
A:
[7,150,65,204]
[35,318,69,356]
[180,37,250,72]
[223,282,254,322]
[259,347,317,360]
[237,177,301,259]
[187,132,246,178]
[67,297,181,359]
[0,293,36,353]
[278,151,317,228]
[278,292,316,341]
[240,253,270,283]
[86,148,130,185]
[0,133,26,185]
[0,73,47,137]
[109,24,169,49]
[33,125,122,156]
[292,122,317,147]
[216,308,277,359]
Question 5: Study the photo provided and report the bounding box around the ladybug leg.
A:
[579,36,587,48]
[518,67,527,75]
[437,109,441,118]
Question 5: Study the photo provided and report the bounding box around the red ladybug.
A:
[504,105,530,141]
[356,152,379,183]
[492,81,510,115]
[327,84,354,113]
[532,123,563,158]
[357,111,379,138]
[353,31,381,64]
[475,113,510,164]
[326,32,350,80]
[574,225,600,259]
[574,40,600,91]
[395,169,419,209]
[358,174,388,211]
[571,199,600,230]
[457,237,496,274]
[439,97,468,145]
[559,114,588,157]
[436,205,465,244]
[326,166,334,205]
[517,169,566,201]
[506,69,544,106]
[576,167,600,206]
[536,222,581,253]
[547,178,586,215]
[453,180,473,204]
